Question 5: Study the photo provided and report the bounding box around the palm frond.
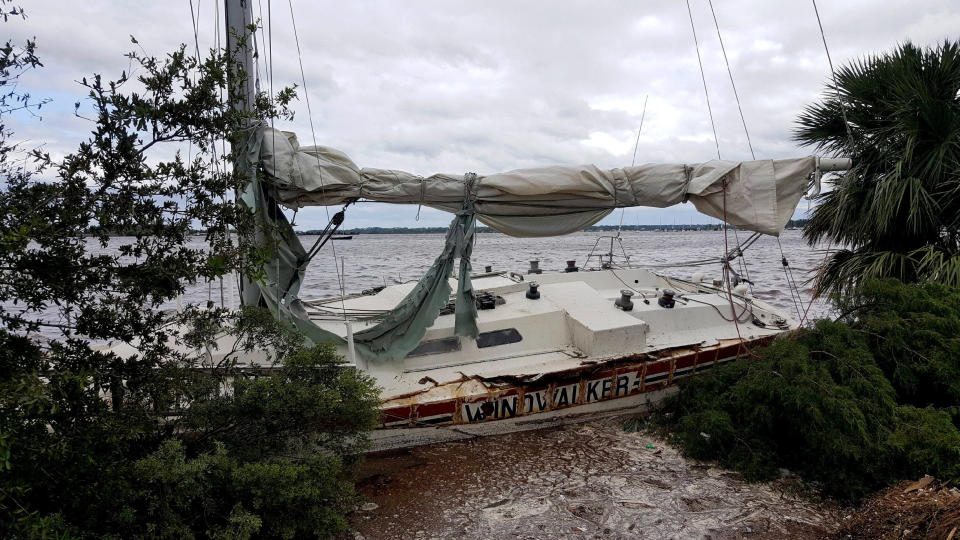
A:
[796,40,960,298]
[912,246,960,288]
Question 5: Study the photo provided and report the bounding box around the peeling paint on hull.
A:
[372,335,773,450]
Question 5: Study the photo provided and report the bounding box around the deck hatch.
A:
[408,337,461,357]
[477,328,523,348]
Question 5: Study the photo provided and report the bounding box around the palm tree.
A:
[795,40,960,298]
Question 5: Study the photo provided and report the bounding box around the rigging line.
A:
[706,1,766,297]
[249,5,262,92]
[287,0,349,324]
[190,0,234,307]
[731,227,753,293]
[186,0,200,155]
[776,237,804,322]
[721,180,760,358]
[186,0,199,196]
[268,0,285,320]
[685,0,721,160]
[256,0,271,94]
[620,94,649,234]
[630,94,649,168]
[811,0,855,148]
[772,228,804,323]
[798,0,850,327]
[707,0,754,160]
[662,274,754,323]
[188,1,224,179]
[213,0,234,308]
[699,0,755,293]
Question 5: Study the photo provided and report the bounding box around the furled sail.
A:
[257,127,819,236]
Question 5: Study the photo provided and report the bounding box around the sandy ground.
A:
[350,417,840,539]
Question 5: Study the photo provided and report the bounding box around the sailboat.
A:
[105,0,853,451]
[249,127,849,451]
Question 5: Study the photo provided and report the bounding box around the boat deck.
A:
[304,268,793,399]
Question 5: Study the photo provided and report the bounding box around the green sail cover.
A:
[352,174,479,359]
[237,130,345,345]
[239,128,478,361]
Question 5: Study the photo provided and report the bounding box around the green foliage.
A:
[663,320,897,499]
[0,11,381,539]
[1,322,379,538]
[887,405,960,484]
[657,280,960,501]
[116,344,378,539]
[836,279,960,407]
[795,41,960,298]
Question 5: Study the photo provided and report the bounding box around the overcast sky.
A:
[7,0,960,230]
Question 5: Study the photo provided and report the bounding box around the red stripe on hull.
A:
[379,335,777,429]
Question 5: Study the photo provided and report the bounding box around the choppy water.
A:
[298,228,830,320]
[18,229,832,339]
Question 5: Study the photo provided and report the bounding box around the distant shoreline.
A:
[89,220,808,237]
[295,220,808,235]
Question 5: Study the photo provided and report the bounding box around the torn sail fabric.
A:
[238,125,480,361]
[236,136,346,346]
[352,174,479,360]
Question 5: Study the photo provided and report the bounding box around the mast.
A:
[224,0,258,306]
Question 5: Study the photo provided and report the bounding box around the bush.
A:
[656,280,960,501]
[837,279,960,407]
[0,335,380,539]
[0,13,382,538]
[887,405,960,484]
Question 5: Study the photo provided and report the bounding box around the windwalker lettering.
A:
[459,371,643,423]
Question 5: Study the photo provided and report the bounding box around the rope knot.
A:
[681,165,693,203]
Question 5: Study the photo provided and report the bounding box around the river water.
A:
[18,228,832,338]
[53,229,828,320]
[292,228,829,320]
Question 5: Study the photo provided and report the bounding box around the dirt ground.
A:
[838,477,960,539]
[350,417,842,539]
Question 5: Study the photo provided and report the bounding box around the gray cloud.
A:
[6,0,959,229]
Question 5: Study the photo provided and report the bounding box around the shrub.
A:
[0,12,381,538]
[1,338,379,539]
[662,321,900,499]
[656,281,960,501]
[837,279,960,407]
